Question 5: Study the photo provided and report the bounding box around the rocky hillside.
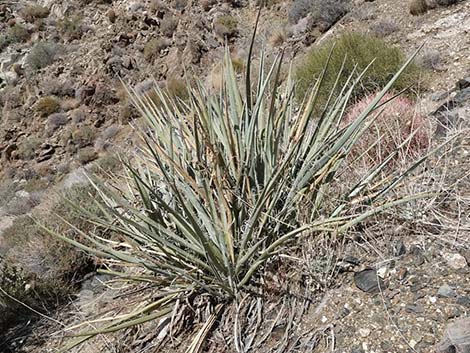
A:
[0,0,469,352]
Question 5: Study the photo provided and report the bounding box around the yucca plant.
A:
[42,22,443,352]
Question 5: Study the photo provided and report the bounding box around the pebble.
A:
[444,306,461,320]
[456,296,470,308]
[438,284,457,298]
[443,253,468,270]
[358,328,371,338]
[406,304,425,314]
[354,269,385,294]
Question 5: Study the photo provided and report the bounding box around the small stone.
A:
[406,304,425,314]
[377,266,388,279]
[443,253,467,270]
[444,306,461,320]
[456,296,470,308]
[454,87,470,104]
[354,269,386,294]
[351,347,365,353]
[456,77,470,90]
[438,284,457,298]
[358,328,371,338]
[429,296,437,304]
[394,240,406,256]
[431,90,450,102]
[409,336,422,349]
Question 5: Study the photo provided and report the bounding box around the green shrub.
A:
[20,4,50,23]
[58,15,84,40]
[17,137,42,160]
[50,42,433,351]
[27,42,60,71]
[295,32,422,105]
[7,24,30,43]
[36,96,60,117]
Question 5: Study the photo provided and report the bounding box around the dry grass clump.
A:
[19,4,50,23]
[370,19,399,37]
[160,16,178,37]
[295,32,422,106]
[71,126,96,148]
[214,15,238,38]
[288,0,350,31]
[143,38,170,62]
[36,96,60,117]
[343,93,430,171]
[409,0,428,15]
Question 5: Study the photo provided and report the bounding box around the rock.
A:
[351,347,365,353]
[431,90,450,102]
[406,304,425,314]
[37,144,56,163]
[62,167,89,189]
[456,77,470,90]
[358,328,371,338]
[443,253,468,270]
[444,306,461,320]
[436,317,470,353]
[354,269,385,294]
[454,87,470,105]
[438,284,457,298]
[393,240,406,256]
[456,296,470,308]
[106,9,116,23]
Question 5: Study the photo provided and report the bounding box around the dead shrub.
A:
[19,4,50,23]
[36,96,60,117]
[409,0,428,15]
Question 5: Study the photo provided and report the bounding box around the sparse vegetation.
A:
[0,184,99,333]
[7,24,30,43]
[36,96,60,117]
[58,15,84,41]
[288,0,350,31]
[72,126,96,148]
[160,16,178,37]
[26,42,61,71]
[295,32,422,105]
[17,137,42,160]
[143,38,170,62]
[19,4,50,23]
[214,15,238,38]
[370,19,399,37]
